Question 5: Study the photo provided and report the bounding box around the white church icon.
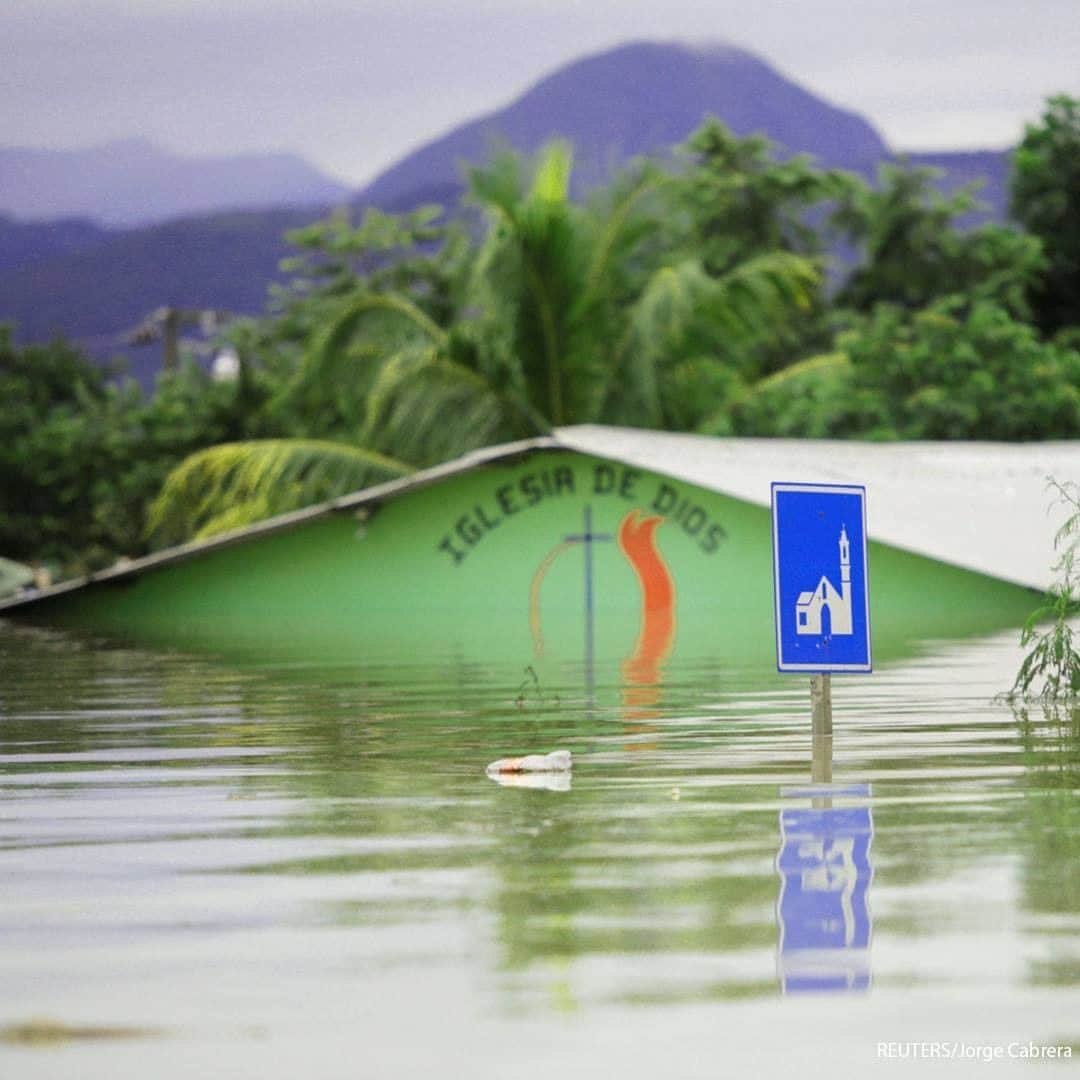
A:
[795,527,854,636]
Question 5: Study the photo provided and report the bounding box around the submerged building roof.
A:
[2,427,1076,612]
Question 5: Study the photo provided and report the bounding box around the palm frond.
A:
[320,292,447,355]
[581,165,665,302]
[605,259,711,424]
[467,149,528,225]
[362,349,523,466]
[600,251,822,426]
[466,141,592,426]
[529,141,573,203]
[276,290,451,424]
[748,351,851,394]
[706,251,821,337]
[148,439,412,544]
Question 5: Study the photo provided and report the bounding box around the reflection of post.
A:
[811,673,832,738]
[584,504,595,691]
[776,783,873,994]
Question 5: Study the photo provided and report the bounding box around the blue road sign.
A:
[771,482,872,673]
[777,785,874,994]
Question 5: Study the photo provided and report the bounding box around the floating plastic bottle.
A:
[485,750,572,775]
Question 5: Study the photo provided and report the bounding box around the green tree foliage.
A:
[0,327,275,573]
[675,120,843,267]
[733,299,1080,440]
[835,163,1044,318]
[1010,95,1080,336]
[245,206,469,440]
[665,120,842,386]
[1,330,107,567]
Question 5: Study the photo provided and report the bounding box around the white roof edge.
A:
[555,425,1078,592]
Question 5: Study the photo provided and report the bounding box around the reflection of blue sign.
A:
[777,785,873,994]
[771,482,872,672]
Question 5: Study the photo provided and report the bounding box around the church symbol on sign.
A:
[795,527,853,636]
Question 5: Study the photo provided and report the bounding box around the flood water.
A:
[1,621,1079,1078]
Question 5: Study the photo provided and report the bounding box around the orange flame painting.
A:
[618,509,676,720]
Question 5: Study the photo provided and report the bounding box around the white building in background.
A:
[795,527,853,636]
[212,347,240,382]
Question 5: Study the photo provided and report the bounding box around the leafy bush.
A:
[1010,479,1080,700]
[1011,95,1080,335]
[730,299,1080,440]
[0,327,276,573]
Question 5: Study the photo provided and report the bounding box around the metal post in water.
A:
[811,673,833,797]
[810,673,832,739]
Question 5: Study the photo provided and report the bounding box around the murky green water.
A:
[1,621,1079,1077]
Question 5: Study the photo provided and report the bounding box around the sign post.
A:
[771,483,872,735]
[810,673,833,740]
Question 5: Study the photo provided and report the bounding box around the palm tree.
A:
[149,133,822,545]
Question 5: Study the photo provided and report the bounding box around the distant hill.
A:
[0,41,1013,361]
[0,138,350,227]
[0,207,318,345]
[356,41,889,211]
[0,214,110,276]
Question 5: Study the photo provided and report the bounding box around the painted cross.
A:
[564,505,613,685]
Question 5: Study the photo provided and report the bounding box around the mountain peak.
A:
[357,40,888,211]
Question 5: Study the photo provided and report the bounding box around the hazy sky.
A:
[4,0,1078,186]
